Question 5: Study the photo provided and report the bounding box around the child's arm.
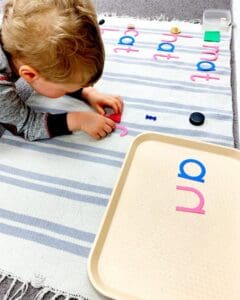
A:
[0,81,116,140]
[68,87,124,116]
[68,87,123,115]
[0,78,71,141]
[66,87,123,138]
[81,87,123,115]
[66,111,115,139]
[0,45,72,141]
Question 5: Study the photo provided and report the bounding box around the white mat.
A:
[0,17,233,299]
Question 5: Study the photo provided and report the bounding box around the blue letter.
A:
[197,61,215,72]
[118,36,135,46]
[178,159,206,183]
[157,42,175,53]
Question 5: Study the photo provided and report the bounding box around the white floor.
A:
[232,0,240,148]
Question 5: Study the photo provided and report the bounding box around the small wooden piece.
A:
[170,26,181,34]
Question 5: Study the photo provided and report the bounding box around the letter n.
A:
[176,185,205,215]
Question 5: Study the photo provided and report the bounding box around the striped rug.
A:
[0,17,233,299]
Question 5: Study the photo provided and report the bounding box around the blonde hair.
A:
[1,0,105,85]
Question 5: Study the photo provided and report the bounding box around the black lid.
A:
[98,19,105,25]
[189,112,205,126]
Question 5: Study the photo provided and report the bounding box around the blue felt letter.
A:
[118,36,135,46]
[178,159,206,183]
[157,42,175,53]
[197,61,216,72]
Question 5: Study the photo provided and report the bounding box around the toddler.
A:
[0,0,123,140]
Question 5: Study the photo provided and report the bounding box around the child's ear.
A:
[19,65,39,83]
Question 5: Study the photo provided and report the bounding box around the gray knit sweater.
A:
[0,45,72,141]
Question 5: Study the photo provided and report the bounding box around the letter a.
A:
[178,159,206,183]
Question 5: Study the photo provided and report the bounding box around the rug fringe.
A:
[3,278,18,300]
[0,269,89,300]
[8,282,29,300]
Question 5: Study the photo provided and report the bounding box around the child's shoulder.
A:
[0,43,14,80]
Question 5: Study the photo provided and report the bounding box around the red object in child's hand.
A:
[106,113,121,123]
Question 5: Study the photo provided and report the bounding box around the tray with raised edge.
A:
[88,132,240,300]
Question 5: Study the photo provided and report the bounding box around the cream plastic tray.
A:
[88,133,240,300]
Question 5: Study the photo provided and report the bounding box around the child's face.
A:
[29,76,83,98]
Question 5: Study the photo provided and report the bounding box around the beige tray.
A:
[88,132,240,300]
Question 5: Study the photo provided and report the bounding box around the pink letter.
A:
[202,45,219,53]
[201,45,219,61]
[100,28,120,35]
[200,52,219,61]
[153,53,179,60]
[190,73,220,82]
[116,124,128,137]
[161,33,193,43]
[176,185,205,215]
[124,29,139,37]
[114,47,139,53]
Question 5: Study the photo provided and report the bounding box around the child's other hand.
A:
[82,87,123,115]
[67,111,115,139]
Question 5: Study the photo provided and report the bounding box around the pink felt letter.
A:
[153,53,179,60]
[124,29,139,37]
[100,28,120,35]
[176,185,205,215]
[190,73,220,82]
[161,33,193,43]
[114,47,139,53]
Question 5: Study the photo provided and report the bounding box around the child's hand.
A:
[81,87,123,115]
[67,111,115,139]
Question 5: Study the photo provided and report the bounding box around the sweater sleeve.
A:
[0,78,72,141]
[0,46,72,141]
[47,112,72,138]
[67,88,83,99]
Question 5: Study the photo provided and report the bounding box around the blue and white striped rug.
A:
[0,17,233,299]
